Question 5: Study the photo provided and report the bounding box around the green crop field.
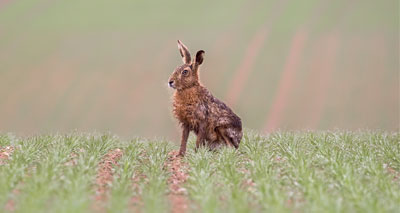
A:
[1,130,399,213]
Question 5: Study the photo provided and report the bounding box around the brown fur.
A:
[168,40,242,156]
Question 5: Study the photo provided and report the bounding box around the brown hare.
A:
[168,40,242,156]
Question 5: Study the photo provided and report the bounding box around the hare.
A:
[168,40,242,156]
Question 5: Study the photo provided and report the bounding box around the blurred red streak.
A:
[0,57,58,130]
[33,59,77,129]
[308,34,339,129]
[224,0,289,108]
[264,29,307,132]
[206,31,236,88]
[0,0,11,9]
[61,73,99,129]
[83,71,122,129]
[225,27,269,107]
[80,42,172,132]
[124,42,172,132]
[359,35,390,126]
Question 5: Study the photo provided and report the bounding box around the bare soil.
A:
[166,150,189,213]
[0,146,14,165]
[129,173,147,212]
[1,146,17,212]
[93,148,123,211]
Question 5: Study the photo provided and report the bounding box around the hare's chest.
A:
[173,101,196,123]
[173,100,207,129]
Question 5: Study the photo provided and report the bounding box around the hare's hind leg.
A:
[217,127,239,149]
[207,140,222,151]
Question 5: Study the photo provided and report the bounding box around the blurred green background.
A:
[0,0,398,140]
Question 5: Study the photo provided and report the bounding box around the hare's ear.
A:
[195,50,205,65]
[177,40,191,64]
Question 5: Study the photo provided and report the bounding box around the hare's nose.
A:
[169,81,174,87]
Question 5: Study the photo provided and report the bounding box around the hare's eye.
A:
[182,70,188,75]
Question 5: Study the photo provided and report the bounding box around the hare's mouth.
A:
[168,81,176,89]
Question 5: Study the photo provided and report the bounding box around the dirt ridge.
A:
[0,146,14,165]
[93,148,123,211]
[166,150,189,213]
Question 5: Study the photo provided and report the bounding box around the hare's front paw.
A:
[177,151,185,157]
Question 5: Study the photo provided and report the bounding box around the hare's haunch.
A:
[169,40,242,156]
